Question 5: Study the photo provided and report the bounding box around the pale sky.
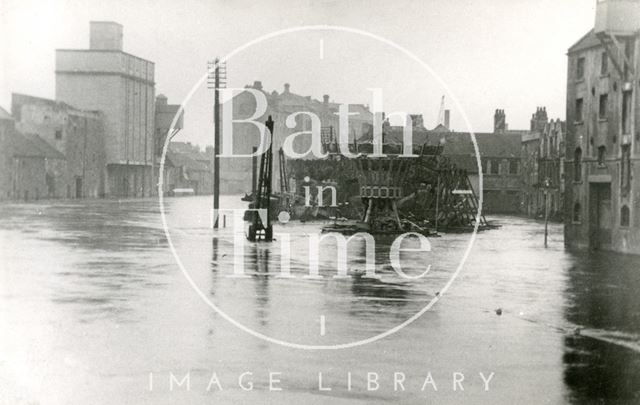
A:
[1,0,595,147]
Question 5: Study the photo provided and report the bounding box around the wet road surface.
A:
[1,196,639,404]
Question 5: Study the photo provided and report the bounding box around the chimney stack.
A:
[444,110,450,130]
[323,94,329,104]
[284,83,290,94]
[494,109,506,134]
[253,81,263,90]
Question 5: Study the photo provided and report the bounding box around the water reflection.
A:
[563,250,640,403]
[3,197,640,404]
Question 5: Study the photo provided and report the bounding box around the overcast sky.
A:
[1,0,595,147]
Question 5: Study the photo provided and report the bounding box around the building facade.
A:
[565,0,640,254]
[539,119,566,220]
[221,82,373,193]
[0,107,68,201]
[56,21,155,197]
[155,94,184,195]
[520,108,566,220]
[11,93,106,198]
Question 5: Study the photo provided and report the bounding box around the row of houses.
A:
[0,93,212,201]
[354,106,565,216]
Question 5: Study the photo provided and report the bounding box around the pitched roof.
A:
[4,131,64,159]
[166,150,208,172]
[0,106,13,121]
[169,142,211,164]
[357,128,522,159]
[22,133,65,159]
[568,30,601,54]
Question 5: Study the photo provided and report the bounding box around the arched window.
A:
[573,202,581,223]
[621,205,630,227]
[574,147,582,182]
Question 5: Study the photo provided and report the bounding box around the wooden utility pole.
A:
[208,58,226,228]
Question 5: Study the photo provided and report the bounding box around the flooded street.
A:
[1,196,640,404]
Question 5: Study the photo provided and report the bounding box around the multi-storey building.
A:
[520,108,566,220]
[0,106,67,201]
[11,93,105,198]
[539,118,566,219]
[56,21,155,197]
[221,82,373,193]
[565,0,640,254]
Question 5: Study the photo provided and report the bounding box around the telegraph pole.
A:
[208,58,226,228]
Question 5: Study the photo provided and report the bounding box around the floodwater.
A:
[1,195,639,404]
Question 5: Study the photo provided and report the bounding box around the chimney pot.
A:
[284,83,290,93]
[323,94,329,104]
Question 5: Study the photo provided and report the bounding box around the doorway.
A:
[75,177,83,199]
[589,183,612,250]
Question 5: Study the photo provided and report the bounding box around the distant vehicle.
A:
[171,188,195,197]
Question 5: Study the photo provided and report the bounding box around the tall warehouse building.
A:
[55,21,155,197]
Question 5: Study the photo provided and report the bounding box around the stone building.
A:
[154,94,184,195]
[521,130,541,217]
[0,107,67,201]
[220,82,373,193]
[539,119,566,220]
[520,108,566,219]
[437,110,525,214]
[358,112,523,214]
[56,21,155,197]
[11,93,106,198]
[163,143,211,196]
[565,0,640,254]
[0,107,14,199]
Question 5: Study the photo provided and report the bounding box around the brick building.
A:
[56,21,155,197]
[564,0,640,254]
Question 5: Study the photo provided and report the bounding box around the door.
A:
[75,177,83,199]
[589,183,612,249]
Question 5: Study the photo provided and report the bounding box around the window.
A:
[622,91,632,135]
[601,52,608,75]
[481,158,488,174]
[620,205,630,227]
[621,145,631,194]
[598,146,606,166]
[490,159,500,174]
[55,130,62,140]
[575,98,584,122]
[599,94,608,119]
[577,57,585,79]
[509,159,519,175]
[573,202,581,223]
[574,147,582,182]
